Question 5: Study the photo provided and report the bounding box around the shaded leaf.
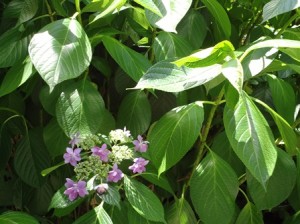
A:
[28,18,92,90]
[98,185,121,208]
[117,91,151,137]
[153,32,193,61]
[0,211,39,224]
[55,80,106,137]
[102,36,151,82]
[190,151,239,224]
[148,103,204,174]
[247,148,297,210]
[145,0,192,33]
[133,60,222,92]
[0,57,35,97]
[224,91,278,188]
[235,202,263,224]
[166,198,197,224]
[124,176,166,223]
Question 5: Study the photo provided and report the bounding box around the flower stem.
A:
[75,0,83,25]
[184,86,225,190]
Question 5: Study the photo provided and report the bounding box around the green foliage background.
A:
[0,0,300,223]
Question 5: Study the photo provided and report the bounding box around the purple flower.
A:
[129,157,149,174]
[107,164,124,183]
[63,147,81,166]
[91,144,111,162]
[69,132,81,148]
[95,183,109,194]
[133,135,149,152]
[64,178,88,201]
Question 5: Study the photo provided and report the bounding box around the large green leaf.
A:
[235,202,263,224]
[0,57,35,97]
[267,74,296,124]
[127,205,158,224]
[177,9,207,49]
[145,0,192,33]
[14,128,50,188]
[133,60,222,92]
[224,91,278,188]
[152,32,193,61]
[166,198,197,224]
[148,103,204,174]
[28,18,92,90]
[102,36,151,82]
[190,151,239,224]
[0,211,39,224]
[73,203,113,224]
[124,176,166,223]
[5,0,38,24]
[247,148,297,210]
[252,98,297,156]
[202,0,231,38]
[262,0,300,22]
[117,91,151,137]
[55,80,106,137]
[222,58,244,93]
[43,119,69,158]
[0,25,30,68]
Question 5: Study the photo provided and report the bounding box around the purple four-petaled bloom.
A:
[69,132,81,148]
[133,135,149,152]
[129,157,149,174]
[91,144,111,162]
[64,178,88,201]
[63,147,81,166]
[107,164,124,183]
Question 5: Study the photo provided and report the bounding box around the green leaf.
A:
[28,18,92,90]
[133,60,222,92]
[0,211,39,224]
[235,202,263,224]
[14,128,51,188]
[127,204,159,224]
[91,56,112,78]
[124,176,166,223]
[267,74,296,124]
[262,0,300,22]
[174,40,235,67]
[55,80,106,137]
[166,198,197,224]
[0,57,35,97]
[41,162,64,177]
[102,36,151,82]
[97,185,121,208]
[0,25,30,68]
[190,151,239,224]
[73,203,113,224]
[148,103,204,174]
[152,32,193,61]
[222,58,244,93]
[145,0,193,33]
[247,148,297,210]
[133,0,162,16]
[43,119,69,158]
[117,91,151,137]
[86,0,126,23]
[240,39,300,62]
[202,0,231,38]
[224,91,278,188]
[177,9,207,49]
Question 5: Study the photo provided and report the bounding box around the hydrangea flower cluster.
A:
[63,128,149,201]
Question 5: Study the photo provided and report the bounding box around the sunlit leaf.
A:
[133,60,222,92]
[222,58,243,93]
[190,151,239,224]
[0,211,39,224]
[224,91,278,188]
[28,18,92,90]
[145,0,192,33]
[262,0,300,22]
[166,198,197,224]
[133,0,162,16]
